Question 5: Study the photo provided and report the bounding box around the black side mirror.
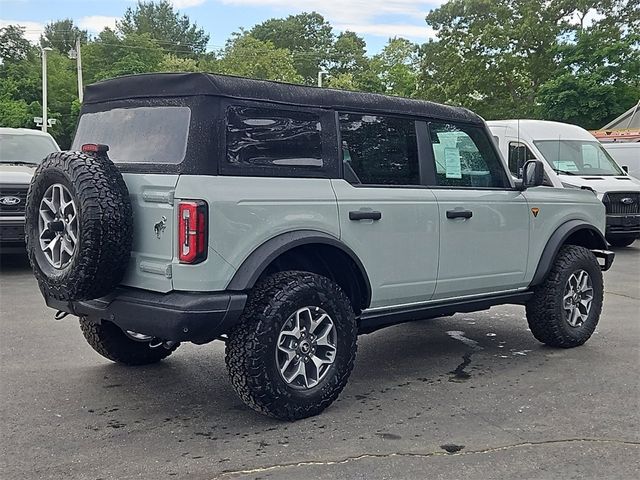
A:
[622,165,629,174]
[520,160,545,189]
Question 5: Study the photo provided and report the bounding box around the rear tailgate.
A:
[119,173,178,293]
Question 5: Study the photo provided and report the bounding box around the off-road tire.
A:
[80,318,178,365]
[225,271,358,420]
[25,151,133,301]
[526,245,603,348]
[607,236,636,248]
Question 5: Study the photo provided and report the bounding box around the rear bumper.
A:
[606,214,640,238]
[45,287,247,344]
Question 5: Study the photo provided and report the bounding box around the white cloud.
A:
[77,15,119,34]
[220,0,444,40]
[0,19,45,43]
[170,0,207,7]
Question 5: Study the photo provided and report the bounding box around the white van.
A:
[488,120,640,247]
[601,142,640,179]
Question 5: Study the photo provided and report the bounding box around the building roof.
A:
[83,72,483,125]
[602,100,640,130]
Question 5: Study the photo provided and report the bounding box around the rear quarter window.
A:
[222,105,328,177]
[72,106,191,164]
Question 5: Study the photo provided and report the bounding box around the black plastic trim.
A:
[45,288,247,344]
[359,291,533,334]
[226,230,372,309]
[530,220,609,287]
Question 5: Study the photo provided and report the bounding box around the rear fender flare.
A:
[226,230,372,309]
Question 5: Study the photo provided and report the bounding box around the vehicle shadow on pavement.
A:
[67,309,538,430]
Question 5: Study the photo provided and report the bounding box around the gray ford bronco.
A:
[25,73,615,420]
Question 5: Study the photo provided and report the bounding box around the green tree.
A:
[251,12,333,84]
[329,31,368,75]
[537,0,640,128]
[118,0,209,57]
[82,29,165,83]
[158,53,200,72]
[371,38,419,97]
[419,0,569,119]
[0,25,34,63]
[40,19,88,54]
[218,33,303,83]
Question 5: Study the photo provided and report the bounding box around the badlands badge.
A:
[531,207,540,218]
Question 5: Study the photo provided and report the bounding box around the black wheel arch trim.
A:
[530,220,610,287]
[226,230,372,310]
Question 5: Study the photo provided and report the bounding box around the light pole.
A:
[41,46,53,133]
[317,70,328,88]
[68,37,84,103]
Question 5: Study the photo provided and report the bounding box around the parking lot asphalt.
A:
[1,246,639,480]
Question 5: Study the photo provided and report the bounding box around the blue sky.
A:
[0,0,443,53]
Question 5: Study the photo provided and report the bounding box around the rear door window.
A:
[72,106,191,164]
[339,113,420,186]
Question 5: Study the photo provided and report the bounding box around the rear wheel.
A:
[225,271,357,420]
[526,245,603,348]
[80,318,178,365]
[607,236,636,248]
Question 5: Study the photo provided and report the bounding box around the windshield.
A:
[0,133,58,164]
[72,106,191,164]
[534,139,624,176]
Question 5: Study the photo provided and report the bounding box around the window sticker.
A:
[552,160,579,172]
[444,147,462,179]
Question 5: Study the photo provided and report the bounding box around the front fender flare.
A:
[530,220,608,287]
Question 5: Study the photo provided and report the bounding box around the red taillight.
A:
[178,200,208,264]
[81,143,109,154]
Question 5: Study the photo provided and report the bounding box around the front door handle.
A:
[349,210,382,221]
[446,209,473,220]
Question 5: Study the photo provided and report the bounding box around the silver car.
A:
[0,128,60,252]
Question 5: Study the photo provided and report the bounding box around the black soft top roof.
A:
[83,73,483,124]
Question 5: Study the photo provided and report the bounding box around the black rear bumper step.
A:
[46,288,247,344]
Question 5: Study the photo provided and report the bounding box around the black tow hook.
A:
[54,310,70,320]
[149,339,177,350]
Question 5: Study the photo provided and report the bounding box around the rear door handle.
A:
[349,210,382,221]
[446,209,473,219]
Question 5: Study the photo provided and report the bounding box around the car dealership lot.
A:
[1,247,638,480]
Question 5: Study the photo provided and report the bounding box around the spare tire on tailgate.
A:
[25,150,133,301]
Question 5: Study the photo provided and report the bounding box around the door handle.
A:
[446,209,473,219]
[349,210,382,221]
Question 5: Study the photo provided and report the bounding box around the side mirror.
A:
[622,165,629,174]
[521,160,545,189]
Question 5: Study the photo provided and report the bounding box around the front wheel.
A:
[526,245,603,348]
[225,271,357,420]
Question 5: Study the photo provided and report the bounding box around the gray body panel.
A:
[119,174,606,313]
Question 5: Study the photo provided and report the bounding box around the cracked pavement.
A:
[1,245,639,479]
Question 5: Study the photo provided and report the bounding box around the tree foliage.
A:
[218,33,302,83]
[40,19,88,54]
[0,1,638,148]
[250,12,334,84]
[118,0,209,57]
